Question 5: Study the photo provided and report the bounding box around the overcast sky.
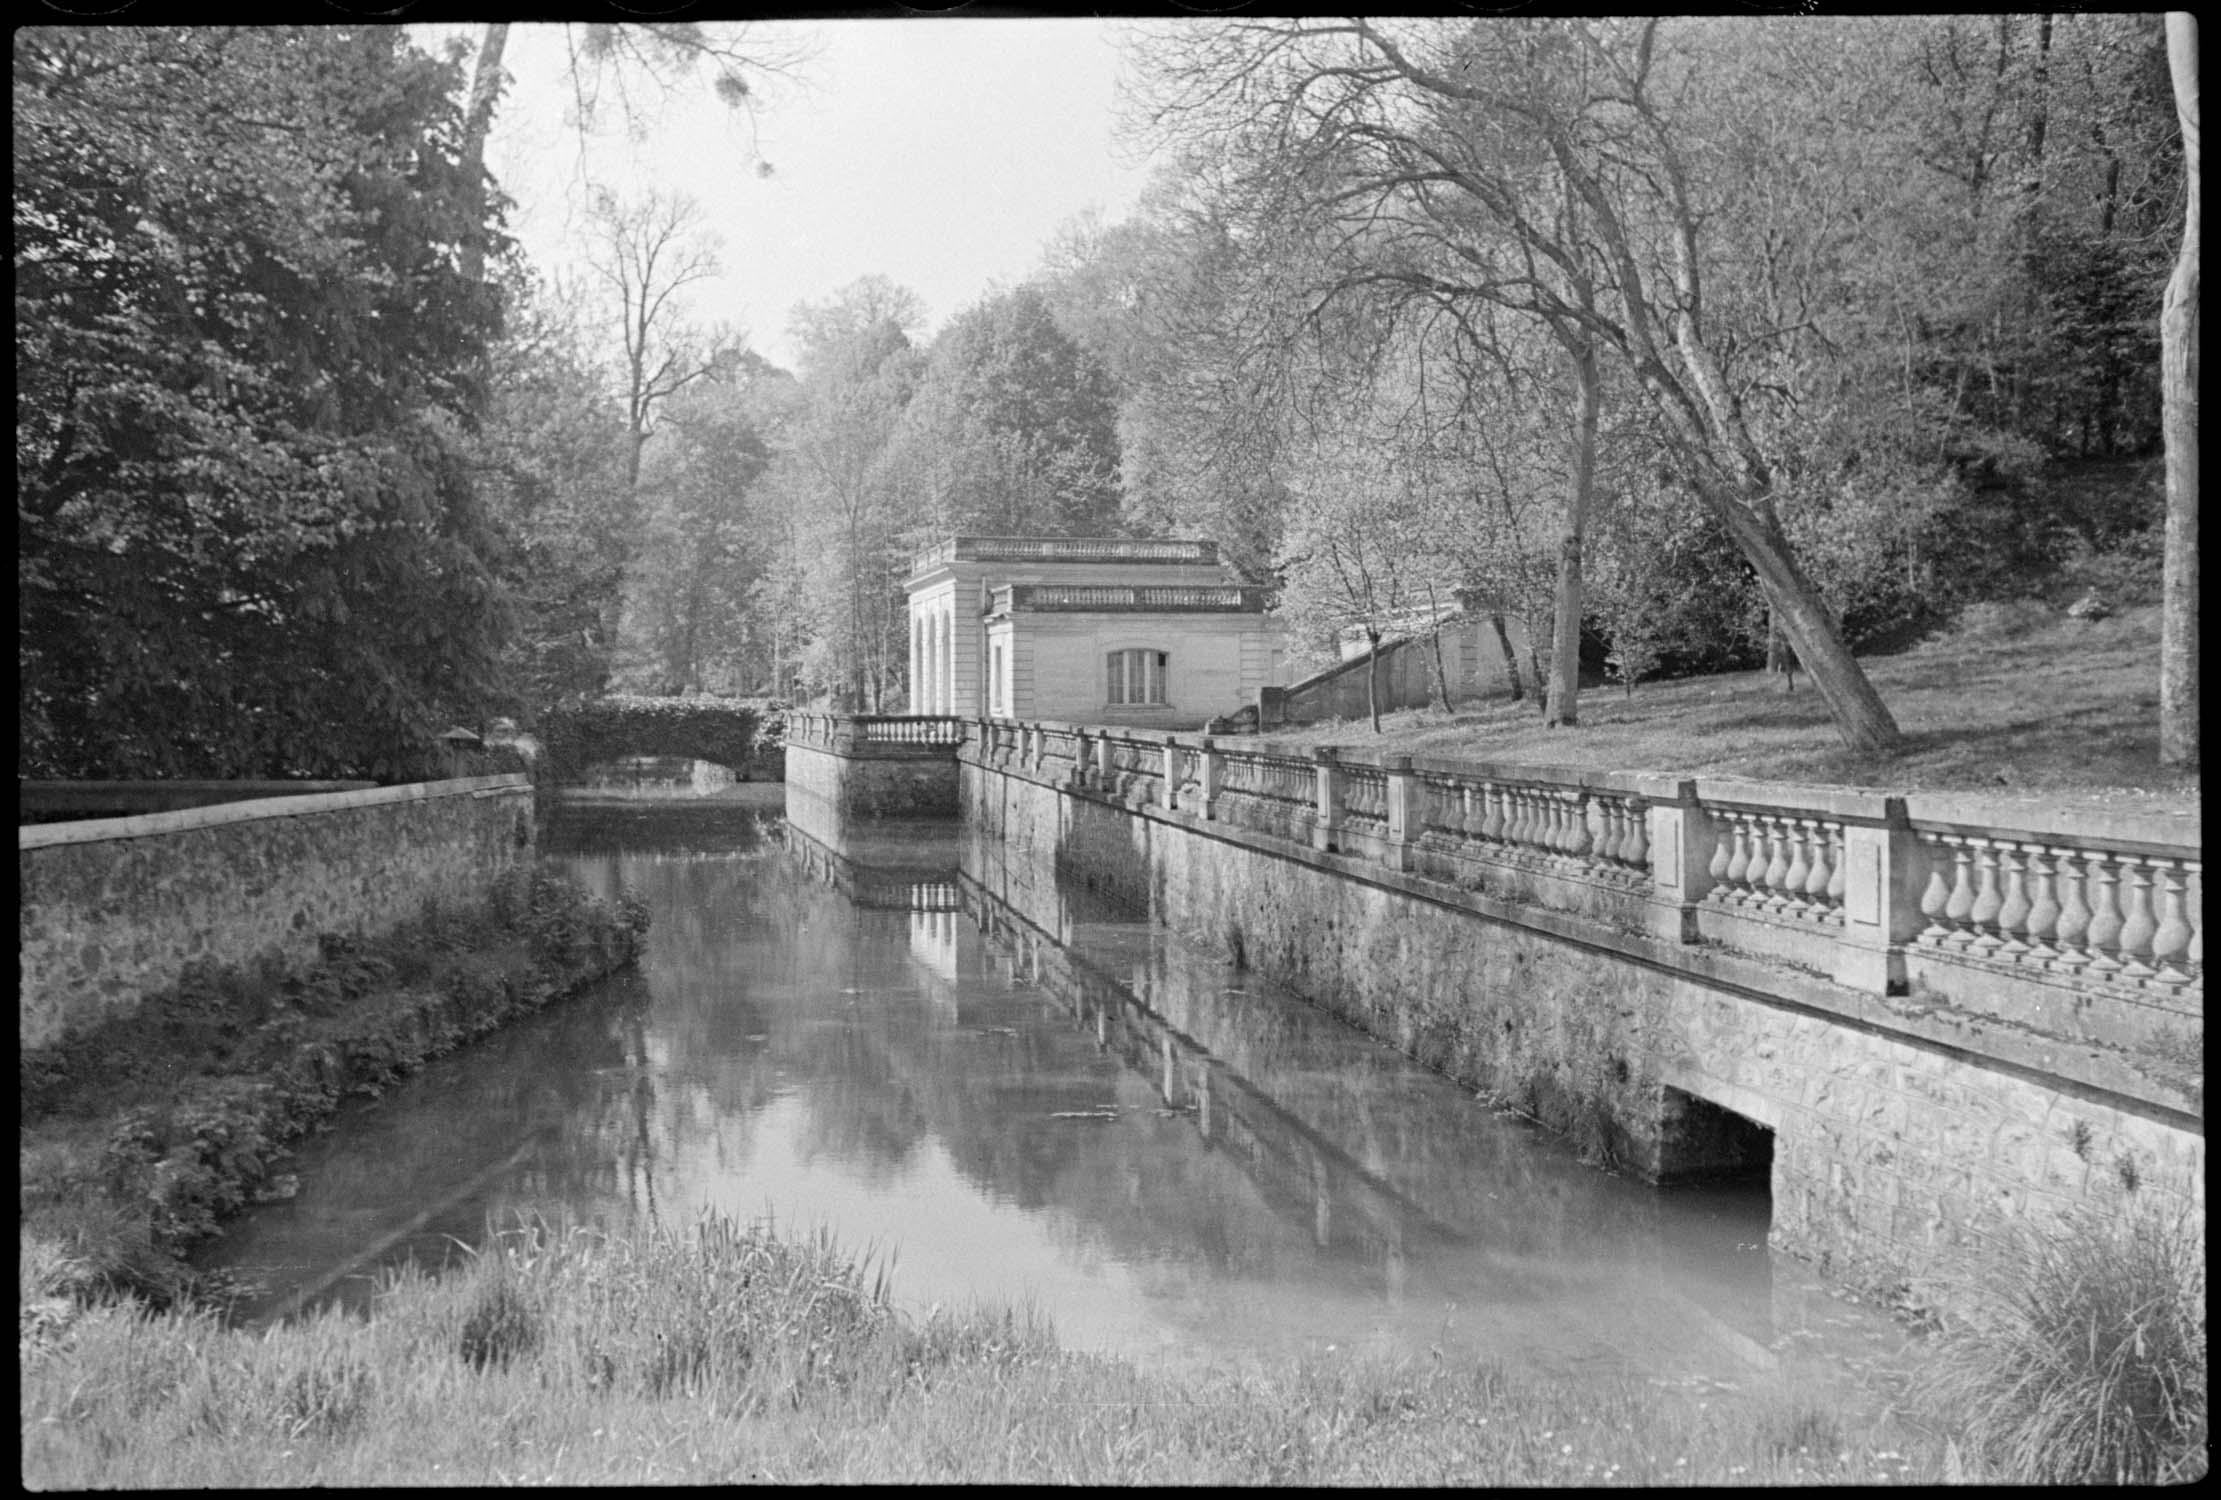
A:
[440,19,1162,371]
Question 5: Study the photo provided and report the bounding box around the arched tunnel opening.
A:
[1655,1086,1775,1188]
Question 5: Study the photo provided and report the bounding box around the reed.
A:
[23,1209,1948,1487]
[1915,1194,2207,1483]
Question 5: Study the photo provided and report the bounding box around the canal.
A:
[196,777,1916,1411]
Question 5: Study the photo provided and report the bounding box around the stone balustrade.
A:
[963,718,2203,1053]
[788,712,966,753]
[913,536,1219,577]
[990,583,1275,612]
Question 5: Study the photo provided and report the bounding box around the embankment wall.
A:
[19,774,536,1049]
[964,748,2202,1306]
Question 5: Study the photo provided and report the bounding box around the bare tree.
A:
[459,21,812,282]
[582,189,738,491]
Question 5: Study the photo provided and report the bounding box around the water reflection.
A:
[197,785,1912,1406]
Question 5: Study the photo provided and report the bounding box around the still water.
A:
[198,781,1914,1405]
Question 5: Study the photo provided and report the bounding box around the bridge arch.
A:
[537,695,774,784]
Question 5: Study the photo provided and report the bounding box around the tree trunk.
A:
[460,23,510,286]
[1366,628,1383,733]
[2161,12,2200,768]
[1489,613,1525,701]
[1544,336,1598,729]
[1429,626,1453,711]
[1706,484,1900,753]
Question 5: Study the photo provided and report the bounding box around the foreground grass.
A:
[1278,605,2197,813]
[22,1211,1951,1488]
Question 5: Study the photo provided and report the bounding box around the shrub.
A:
[1918,1196,2206,1483]
[1940,597,2057,646]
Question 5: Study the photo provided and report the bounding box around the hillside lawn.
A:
[1267,604,2199,818]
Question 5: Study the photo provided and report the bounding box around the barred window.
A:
[1107,649,1169,706]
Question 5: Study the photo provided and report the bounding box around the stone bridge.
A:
[534,694,778,783]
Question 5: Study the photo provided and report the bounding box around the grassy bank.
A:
[21,1211,1951,1487]
[1275,604,2198,812]
[19,866,649,1309]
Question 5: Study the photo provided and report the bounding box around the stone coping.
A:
[18,774,531,850]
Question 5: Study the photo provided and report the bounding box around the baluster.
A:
[1803,820,1834,910]
[1710,817,1735,894]
[1623,798,1649,873]
[1504,786,1531,851]
[2115,857,2159,979]
[1965,838,2006,955]
[1570,791,1596,861]
[2051,848,2095,970]
[1782,819,1813,915]
[1917,835,1954,944]
[1594,797,1623,867]
[2082,853,2124,974]
[1526,788,1552,854]
[1759,818,1792,910]
[1940,836,1979,949]
[2189,866,2203,970]
[1994,842,2033,957]
[1724,815,1754,904]
[2021,845,2062,961]
[2148,860,2195,985]
[1824,826,1847,911]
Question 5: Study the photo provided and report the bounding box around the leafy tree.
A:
[774,282,925,709]
[475,270,636,714]
[1133,17,1913,750]
[614,356,795,694]
[18,26,509,780]
[891,285,1124,537]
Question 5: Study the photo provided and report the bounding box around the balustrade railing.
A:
[1214,748,1318,839]
[785,711,965,754]
[1102,734,1164,805]
[1703,802,1848,928]
[1338,762,1389,841]
[1910,826,2201,989]
[964,716,2203,1031]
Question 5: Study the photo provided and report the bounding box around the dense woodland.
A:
[15,18,2200,780]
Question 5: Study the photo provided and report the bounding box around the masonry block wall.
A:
[19,775,535,1049]
[963,751,2203,1311]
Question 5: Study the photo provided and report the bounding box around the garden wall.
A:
[19,774,535,1049]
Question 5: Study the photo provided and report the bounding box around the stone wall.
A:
[19,775,535,1049]
[964,749,2203,1309]
[783,716,963,818]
